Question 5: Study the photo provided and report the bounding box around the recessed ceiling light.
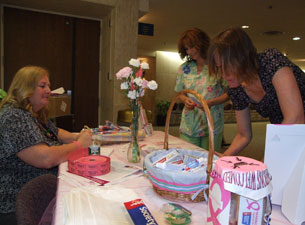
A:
[292,37,301,41]
[241,25,249,29]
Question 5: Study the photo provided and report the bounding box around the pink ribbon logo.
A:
[246,199,260,211]
[207,176,230,225]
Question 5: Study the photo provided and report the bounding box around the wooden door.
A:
[3,7,73,91]
[73,18,100,131]
[3,7,100,132]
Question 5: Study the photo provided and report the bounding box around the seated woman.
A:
[208,27,305,156]
[0,66,92,225]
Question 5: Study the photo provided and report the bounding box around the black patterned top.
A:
[0,104,61,213]
[228,48,305,124]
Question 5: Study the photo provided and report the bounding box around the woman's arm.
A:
[57,128,78,143]
[273,67,305,124]
[206,92,230,108]
[223,107,252,156]
[17,129,92,169]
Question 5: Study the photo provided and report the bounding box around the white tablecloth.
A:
[53,131,294,225]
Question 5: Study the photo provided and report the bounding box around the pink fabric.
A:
[215,156,266,175]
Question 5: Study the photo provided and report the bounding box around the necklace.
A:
[39,122,59,142]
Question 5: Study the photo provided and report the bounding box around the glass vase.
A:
[127,99,141,163]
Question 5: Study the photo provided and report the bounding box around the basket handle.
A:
[163,89,215,185]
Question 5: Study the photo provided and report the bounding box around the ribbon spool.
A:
[68,148,111,176]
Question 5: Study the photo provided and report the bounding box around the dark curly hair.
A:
[178,28,210,61]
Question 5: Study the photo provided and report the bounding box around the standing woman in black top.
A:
[208,27,305,156]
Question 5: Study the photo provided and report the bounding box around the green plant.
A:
[156,100,170,117]
[0,88,7,102]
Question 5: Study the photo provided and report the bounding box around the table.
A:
[53,131,294,225]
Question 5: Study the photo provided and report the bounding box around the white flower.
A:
[120,82,128,90]
[147,80,158,90]
[140,62,149,69]
[129,58,140,67]
[134,77,143,87]
[127,90,137,99]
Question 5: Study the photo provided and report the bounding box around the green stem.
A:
[128,99,140,162]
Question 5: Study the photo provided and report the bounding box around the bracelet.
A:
[72,141,82,149]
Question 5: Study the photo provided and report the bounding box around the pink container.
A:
[207,156,273,225]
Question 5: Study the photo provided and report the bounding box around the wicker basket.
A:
[145,89,216,202]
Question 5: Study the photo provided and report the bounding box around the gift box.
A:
[207,156,272,225]
[48,94,71,118]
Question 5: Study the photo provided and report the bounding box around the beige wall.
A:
[101,0,139,124]
[155,51,183,103]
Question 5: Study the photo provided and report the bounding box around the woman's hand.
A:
[184,97,196,110]
[179,94,196,110]
[77,129,92,148]
[223,108,252,156]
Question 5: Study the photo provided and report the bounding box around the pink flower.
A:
[142,79,148,88]
[130,82,135,90]
[116,67,133,80]
[136,67,143,78]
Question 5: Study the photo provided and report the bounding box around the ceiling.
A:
[1,0,304,69]
[138,0,305,69]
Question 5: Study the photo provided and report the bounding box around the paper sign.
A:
[51,87,65,94]
[281,146,305,224]
[264,124,305,205]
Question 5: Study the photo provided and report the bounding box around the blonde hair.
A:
[0,66,50,123]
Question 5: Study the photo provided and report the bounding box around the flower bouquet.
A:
[116,58,158,163]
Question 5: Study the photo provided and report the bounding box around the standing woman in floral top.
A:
[208,27,305,156]
[175,28,229,152]
[0,66,92,225]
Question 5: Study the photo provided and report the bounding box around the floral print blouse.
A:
[0,104,60,213]
[228,48,305,124]
[175,61,227,137]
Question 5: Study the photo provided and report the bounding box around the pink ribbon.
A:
[246,199,261,211]
[207,176,230,225]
